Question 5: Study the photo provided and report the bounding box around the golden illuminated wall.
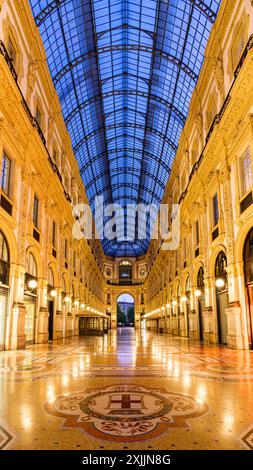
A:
[0,0,106,349]
[1,0,253,350]
[143,0,253,350]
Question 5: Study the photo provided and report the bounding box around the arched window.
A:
[244,228,253,284]
[71,282,75,303]
[180,171,187,193]
[206,93,217,130]
[48,267,54,288]
[119,261,132,282]
[197,267,204,290]
[177,283,181,301]
[186,276,190,295]
[215,251,227,277]
[26,252,37,278]
[0,232,9,285]
[62,274,67,295]
[191,138,198,166]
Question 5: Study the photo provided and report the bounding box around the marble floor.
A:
[0,327,253,450]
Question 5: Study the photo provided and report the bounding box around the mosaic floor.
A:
[0,328,253,450]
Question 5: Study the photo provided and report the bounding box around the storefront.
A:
[24,252,38,345]
[0,231,9,351]
[215,251,228,345]
[185,276,190,337]
[243,228,253,349]
[48,267,56,341]
[196,267,205,341]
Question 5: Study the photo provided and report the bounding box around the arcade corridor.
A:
[0,328,253,450]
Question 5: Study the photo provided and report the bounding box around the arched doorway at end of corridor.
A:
[117,293,135,327]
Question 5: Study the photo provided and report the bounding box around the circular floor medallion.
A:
[45,384,208,442]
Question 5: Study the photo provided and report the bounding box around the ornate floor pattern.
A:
[45,384,208,442]
[0,328,253,449]
[0,422,15,450]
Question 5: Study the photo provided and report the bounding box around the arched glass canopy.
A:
[29,0,221,257]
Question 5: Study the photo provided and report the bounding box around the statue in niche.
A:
[213,56,224,98]
[195,112,203,144]
[27,59,37,105]
[47,114,55,145]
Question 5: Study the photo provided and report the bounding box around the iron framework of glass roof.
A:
[29,0,221,258]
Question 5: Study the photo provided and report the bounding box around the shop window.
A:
[35,105,42,128]
[26,252,37,278]
[212,193,219,228]
[119,261,132,282]
[52,221,57,248]
[239,147,252,197]
[0,232,9,286]
[1,152,11,198]
[7,37,17,69]
[206,94,217,131]
[33,195,39,228]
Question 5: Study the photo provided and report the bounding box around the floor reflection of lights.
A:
[1,328,253,450]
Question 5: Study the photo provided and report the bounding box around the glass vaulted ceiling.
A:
[29,0,221,258]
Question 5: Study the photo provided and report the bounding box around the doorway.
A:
[197,267,205,342]
[24,294,36,345]
[117,293,135,327]
[48,300,54,341]
[215,251,228,345]
[0,231,10,351]
[0,286,8,351]
[243,228,253,349]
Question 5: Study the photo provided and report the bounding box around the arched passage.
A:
[215,251,228,345]
[117,293,135,327]
[243,227,253,349]
[0,231,10,351]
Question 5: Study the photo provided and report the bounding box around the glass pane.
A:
[29,0,221,256]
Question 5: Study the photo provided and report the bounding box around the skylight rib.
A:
[29,0,221,257]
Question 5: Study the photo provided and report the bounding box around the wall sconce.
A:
[194,289,202,297]
[80,303,85,309]
[64,296,70,303]
[166,303,171,308]
[172,300,177,306]
[28,279,37,289]
[181,296,187,303]
[50,289,57,298]
[74,300,79,306]
[215,278,225,288]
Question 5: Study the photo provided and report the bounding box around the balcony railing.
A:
[107,280,144,286]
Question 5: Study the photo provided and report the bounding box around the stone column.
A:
[7,265,26,350]
[54,287,63,339]
[224,261,247,349]
[189,310,198,340]
[180,301,188,337]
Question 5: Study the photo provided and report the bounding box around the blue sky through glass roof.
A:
[29,0,221,257]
